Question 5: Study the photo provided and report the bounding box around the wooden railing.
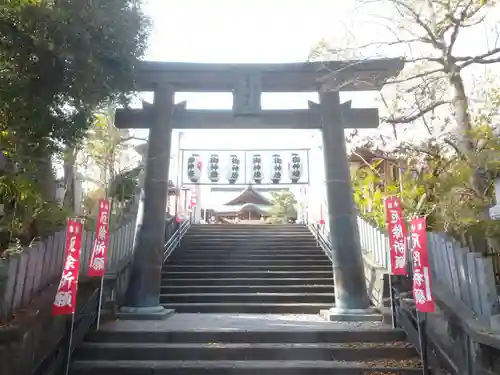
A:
[307,215,500,374]
[314,216,500,323]
[0,214,188,375]
[33,216,188,375]
[0,219,137,322]
[30,216,185,375]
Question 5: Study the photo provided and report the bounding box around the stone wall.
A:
[0,281,96,375]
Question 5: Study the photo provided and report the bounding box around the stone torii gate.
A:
[116,60,404,319]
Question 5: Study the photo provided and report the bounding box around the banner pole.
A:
[96,198,111,330]
[383,198,397,329]
[417,311,429,374]
[388,275,396,328]
[96,276,105,330]
[64,313,76,375]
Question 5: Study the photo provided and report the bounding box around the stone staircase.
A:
[70,224,424,374]
[161,224,333,313]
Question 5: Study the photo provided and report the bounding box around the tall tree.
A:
[313,0,500,244]
[270,190,297,223]
[0,0,150,246]
[76,107,144,209]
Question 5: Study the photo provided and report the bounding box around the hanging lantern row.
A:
[226,154,240,184]
[186,153,303,183]
[207,154,220,182]
[187,154,203,183]
[288,153,303,184]
[271,154,283,184]
[252,154,263,184]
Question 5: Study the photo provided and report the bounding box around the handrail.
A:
[163,218,191,263]
[307,222,333,263]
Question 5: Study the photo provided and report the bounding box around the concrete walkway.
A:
[100,313,388,332]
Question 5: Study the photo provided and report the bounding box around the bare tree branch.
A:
[388,0,447,51]
[387,68,443,84]
[457,47,500,68]
[383,100,450,124]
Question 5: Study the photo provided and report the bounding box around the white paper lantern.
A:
[252,154,263,184]
[226,154,240,184]
[270,154,283,184]
[187,154,202,183]
[207,154,220,182]
[288,153,303,183]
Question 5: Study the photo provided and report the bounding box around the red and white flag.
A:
[52,220,83,316]
[410,217,435,313]
[384,196,408,275]
[88,199,111,277]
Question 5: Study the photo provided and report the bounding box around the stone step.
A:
[183,236,315,241]
[177,247,320,252]
[172,254,325,260]
[176,248,322,254]
[70,359,423,375]
[163,265,332,272]
[76,342,417,362]
[184,232,313,237]
[171,254,327,260]
[168,259,329,266]
[162,271,332,279]
[161,285,335,294]
[160,303,332,314]
[165,262,332,268]
[85,327,408,344]
[185,232,314,241]
[186,231,312,236]
[161,278,333,286]
[187,233,313,236]
[159,293,334,304]
[180,242,318,248]
[166,259,331,266]
[189,224,307,229]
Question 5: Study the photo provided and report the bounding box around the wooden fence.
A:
[0,219,137,322]
[355,216,500,322]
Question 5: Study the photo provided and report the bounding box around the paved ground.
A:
[101,313,387,332]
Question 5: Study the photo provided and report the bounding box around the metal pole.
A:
[306,149,310,185]
[176,134,183,217]
[388,275,396,328]
[64,313,76,375]
[243,151,248,184]
[315,224,319,248]
[96,276,105,330]
[417,311,429,375]
[383,201,397,329]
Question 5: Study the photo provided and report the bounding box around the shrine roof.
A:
[214,203,271,215]
[223,186,273,206]
[134,59,404,92]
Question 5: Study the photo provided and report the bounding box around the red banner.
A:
[384,196,407,275]
[88,199,111,277]
[52,220,83,316]
[410,217,435,312]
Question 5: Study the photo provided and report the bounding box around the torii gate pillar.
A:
[319,90,372,314]
[120,84,174,318]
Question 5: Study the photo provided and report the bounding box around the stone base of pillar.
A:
[320,307,382,322]
[117,306,175,321]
